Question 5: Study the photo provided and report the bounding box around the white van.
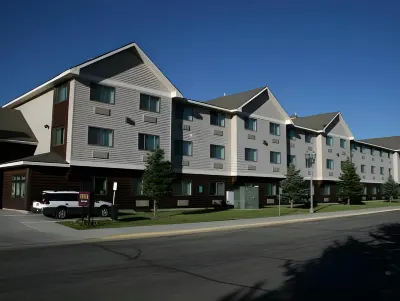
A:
[32,191,112,219]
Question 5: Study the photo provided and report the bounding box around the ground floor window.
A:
[371,186,377,195]
[210,182,225,196]
[93,177,107,195]
[323,184,331,195]
[265,183,277,196]
[12,175,25,198]
[173,181,192,196]
[363,186,367,195]
[132,178,143,195]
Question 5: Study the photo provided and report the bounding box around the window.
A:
[305,134,312,143]
[288,129,296,140]
[88,127,113,147]
[288,155,296,165]
[371,148,375,156]
[55,83,68,103]
[306,157,312,168]
[351,143,357,151]
[380,150,383,157]
[173,181,192,196]
[363,186,367,195]
[265,183,277,196]
[269,123,280,136]
[372,186,377,195]
[340,139,347,149]
[389,168,392,175]
[388,153,391,159]
[11,175,25,198]
[245,148,257,162]
[210,111,225,127]
[323,185,331,195]
[361,165,366,173]
[326,159,334,169]
[198,185,204,194]
[52,127,65,146]
[175,105,193,121]
[132,178,143,195]
[138,134,160,151]
[210,182,225,196]
[326,136,333,146]
[210,144,225,159]
[90,83,115,104]
[270,151,281,164]
[341,161,346,170]
[140,93,160,113]
[244,118,257,131]
[93,177,107,195]
[380,167,384,175]
[174,140,193,156]
[359,145,364,153]
[371,166,376,174]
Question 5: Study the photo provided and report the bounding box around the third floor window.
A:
[90,83,115,104]
[269,123,280,136]
[371,166,376,174]
[340,139,347,149]
[326,136,333,146]
[210,111,225,127]
[140,93,160,113]
[244,117,257,131]
[361,165,366,173]
[55,83,68,103]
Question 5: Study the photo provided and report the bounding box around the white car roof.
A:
[42,191,79,194]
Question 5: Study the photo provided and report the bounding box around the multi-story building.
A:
[0,42,399,211]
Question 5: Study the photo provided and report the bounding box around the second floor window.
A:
[210,111,225,127]
[326,136,333,146]
[174,140,193,156]
[90,83,115,104]
[88,127,113,147]
[175,105,193,121]
[270,151,281,164]
[288,155,296,165]
[371,166,376,174]
[326,159,334,169]
[138,134,160,151]
[269,123,280,136]
[55,83,68,103]
[210,144,225,159]
[52,127,65,146]
[244,117,257,131]
[380,167,384,175]
[173,181,192,196]
[361,165,366,173]
[140,94,160,113]
[340,139,347,149]
[245,148,257,162]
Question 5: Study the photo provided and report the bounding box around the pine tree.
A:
[383,175,399,202]
[142,148,175,217]
[337,158,363,205]
[280,164,309,208]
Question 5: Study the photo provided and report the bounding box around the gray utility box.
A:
[233,185,259,209]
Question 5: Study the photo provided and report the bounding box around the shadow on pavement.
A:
[217,223,400,301]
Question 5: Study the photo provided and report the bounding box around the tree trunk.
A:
[290,200,293,209]
[153,200,157,218]
[347,198,350,206]
[390,196,393,203]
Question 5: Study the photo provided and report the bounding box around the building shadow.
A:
[216,223,400,301]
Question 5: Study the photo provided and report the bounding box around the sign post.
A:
[112,182,118,220]
[278,187,282,217]
[78,192,90,223]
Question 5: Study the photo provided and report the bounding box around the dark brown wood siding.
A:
[51,81,70,159]
[2,168,28,210]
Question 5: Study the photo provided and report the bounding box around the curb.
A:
[1,208,29,215]
[100,207,400,241]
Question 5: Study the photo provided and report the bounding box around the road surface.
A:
[1,211,399,301]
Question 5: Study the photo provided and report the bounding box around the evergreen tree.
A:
[337,158,363,205]
[142,148,175,217]
[383,175,399,202]
[281,164,309,208]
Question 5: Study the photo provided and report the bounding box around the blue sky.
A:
[1,0,399,139]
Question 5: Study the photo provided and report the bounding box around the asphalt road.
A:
[1,211,400,301]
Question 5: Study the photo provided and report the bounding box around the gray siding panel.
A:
[71,79,171,165]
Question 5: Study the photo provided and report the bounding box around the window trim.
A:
[54,83,68,104]
[326,159,334,170]
[93,177,108,195]
[11,175,26,198]
[173,180,193,196]
[139,93,161,113]
[245,148,258,162]
[210,144,225,160]
[210,111,225,127]
[89,83,116,105]
[88,126,114,147]
[270,151,281,164]
[269,122,280,136]
[52,127,65,146]
[175,105,193,121]
[131,178,143,195]
[209,182,225,196]
[138,133,161,151]
[326,136,333,147]
[340,139,347,149]
[244,117,257,131]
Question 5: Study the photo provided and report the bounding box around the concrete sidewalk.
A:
[24,206,400,243]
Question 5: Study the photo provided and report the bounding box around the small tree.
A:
[383,175,398,202]
[337,158,363,205]
[142,148,174,217]
[281,164,309,209]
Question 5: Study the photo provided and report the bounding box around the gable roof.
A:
[358,136,400,151]
[292,112,339,132]
[0,108,37,143]
[0,152,69,169]
[205,87,267,110]
[2,42,182,109]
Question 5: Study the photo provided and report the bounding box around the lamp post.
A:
[305,151,316,213]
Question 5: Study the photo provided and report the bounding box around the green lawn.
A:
[60,200,400,230]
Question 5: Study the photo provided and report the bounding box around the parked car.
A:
[32,191,112,219]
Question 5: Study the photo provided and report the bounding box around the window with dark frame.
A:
[93,177,107,195]
[90,83,115,104]
[326,159,334,169]
[245,148,257,162]
[244,117,257,131]
[270,151,281,164]
[174,140,193,156]
[140,93,160,113]
[175,105,193,121]
[52,127,65,146]
[326,136,333,146]
[88,127,113,147]
[288,155,296,165]
[210,144,225,159]
[371,166,376,174]
[55,83,68,103]
[132,178,143,195]
[198,185,204,194]
[11,175,25,198]
[305,134,312,143]
[361,165,366,173]
[173,181,192,196]
[210,111,225,127]
[265,183,277,196]
[380,167,384,175]
[138,134,160,151]
[340,139,347,149]
[210,182,225,196]
[323,184,331,195]
[269,123,280,136]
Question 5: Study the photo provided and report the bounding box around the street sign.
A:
[78,191,90,207]
[113,182,118,191]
